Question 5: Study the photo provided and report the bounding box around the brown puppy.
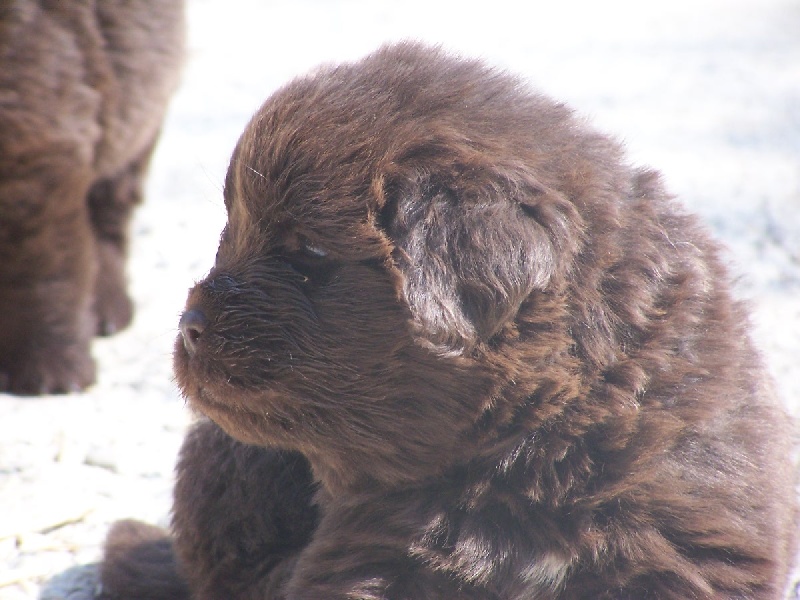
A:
[0,1,184,394]
[103,43,797,599]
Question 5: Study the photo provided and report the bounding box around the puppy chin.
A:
[195,396,287,448]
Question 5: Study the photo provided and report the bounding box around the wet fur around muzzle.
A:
[101,42,797,599]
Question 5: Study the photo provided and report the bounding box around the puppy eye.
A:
[301,242,328,259]
[284,238,335,284]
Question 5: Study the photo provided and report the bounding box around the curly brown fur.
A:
[0,0,184,395]
[103,43,797,599]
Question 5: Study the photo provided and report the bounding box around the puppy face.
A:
[173,44,586,490]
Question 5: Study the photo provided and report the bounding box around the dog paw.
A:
[0,343,96,395]
[94,284,134,336]
[93,242,134,336]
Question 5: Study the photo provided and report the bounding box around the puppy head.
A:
[173,43,584,491]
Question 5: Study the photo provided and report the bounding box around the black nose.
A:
[179,309,208,356]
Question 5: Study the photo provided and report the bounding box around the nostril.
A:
[179,309,208,356]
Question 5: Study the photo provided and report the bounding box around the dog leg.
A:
[0,152,96,394]
[88,136,160,336]
[171,419,319,600]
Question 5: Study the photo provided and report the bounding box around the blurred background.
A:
[1,0,798,597]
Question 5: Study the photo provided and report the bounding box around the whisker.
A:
[246,165,267,180]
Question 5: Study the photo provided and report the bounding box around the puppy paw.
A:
[93,241,134,336]
[94,279,134,336]
[0,340,96,395]
[100,519,190,600]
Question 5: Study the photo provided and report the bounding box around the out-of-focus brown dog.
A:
[102,43,797,599]
[0,1,184,395]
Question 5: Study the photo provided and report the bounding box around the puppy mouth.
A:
[192,387,249,425]
[194,386,233,414]
[187,381,298,442]
[183,374,273,418]
[173,336,257,416]
[174,322,285,392]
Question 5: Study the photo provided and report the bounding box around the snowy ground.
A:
[1,0,798,597]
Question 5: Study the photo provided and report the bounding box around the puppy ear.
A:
[380,172,578,356]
